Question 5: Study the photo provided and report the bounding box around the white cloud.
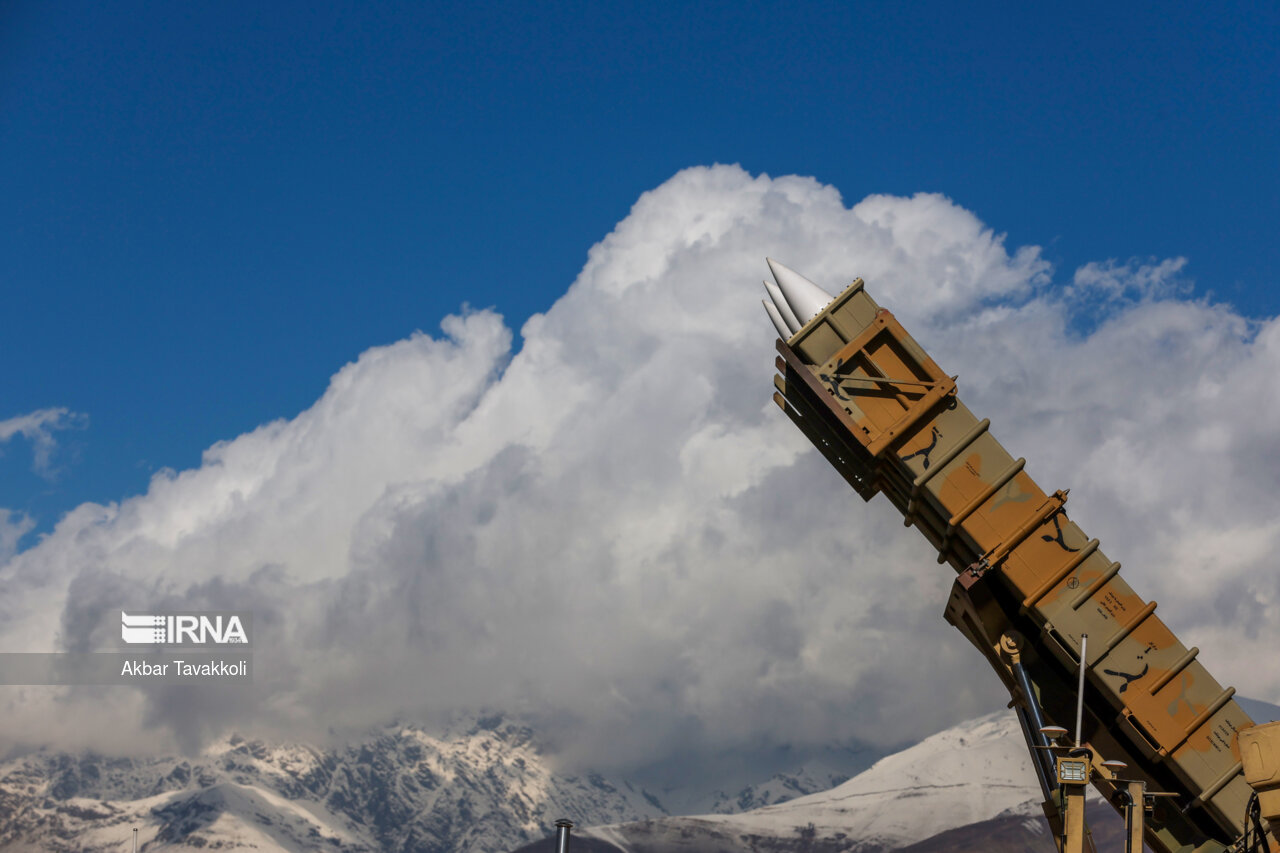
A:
[1070,256,1190,303]
[0,510,35,564]
[0,165,1276,769]
[0,407,86,476]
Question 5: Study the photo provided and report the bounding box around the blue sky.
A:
[3,2,1280,760]
[3,0,1277,539]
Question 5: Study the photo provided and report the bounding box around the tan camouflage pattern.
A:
[771,278,1271,853]
[1241,722,1280,845]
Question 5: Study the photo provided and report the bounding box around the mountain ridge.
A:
[6,700,1277,853]
[0,716,667,853]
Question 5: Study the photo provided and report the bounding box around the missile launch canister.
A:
[762,259,1277,853]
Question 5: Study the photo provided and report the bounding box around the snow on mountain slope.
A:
[725,710,1039,846]
[703,765,852,815]
[20,700,1275,853]
[626,739,879,819]
[579,710,1045,853]
[0,717,667,853]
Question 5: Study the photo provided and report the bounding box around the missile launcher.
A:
[763,260,1280,853]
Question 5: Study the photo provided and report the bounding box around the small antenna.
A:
[554,819,573,853]
[133,827,138,853]
[1075,634,1088,745]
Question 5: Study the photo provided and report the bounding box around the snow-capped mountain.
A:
[0,716,667,853]
[0,710,1086,853]
[628,740,879,819]
[617,698,1276,853]
[561,699,1280,853]
[570,710,1044,853]
[729,711,1042,845]
[703,765,853,815]
[11,700,1276,853]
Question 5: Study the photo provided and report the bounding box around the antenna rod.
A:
[1075,634,1088,745]
[554,819,573,853]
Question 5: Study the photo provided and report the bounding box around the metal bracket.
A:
[865,376,958,457]
[959,557,991,589]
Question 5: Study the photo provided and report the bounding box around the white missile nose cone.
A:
[766,257,835,325]
[762,299,792,340]
[763,280,801,334]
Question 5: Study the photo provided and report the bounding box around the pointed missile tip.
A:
[765,256,784,283]
[766,258,835,326]
[763,280,802,333]
[761,299,792,341]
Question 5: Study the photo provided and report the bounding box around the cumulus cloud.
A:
[0,510,35,565]
[0,166,1276,769]
[0,407,86,477]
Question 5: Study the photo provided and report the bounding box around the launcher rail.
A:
[770,274,1276,853]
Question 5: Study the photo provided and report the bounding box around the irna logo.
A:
[121,611,250,646]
